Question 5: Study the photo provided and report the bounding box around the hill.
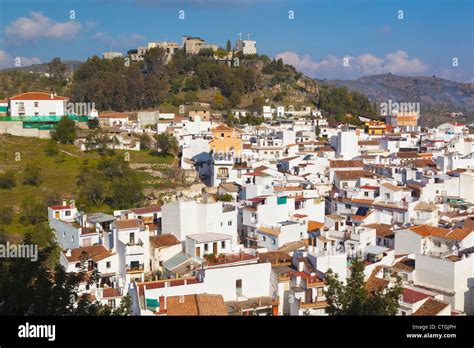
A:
[0,60,83,76]
[322,74,474,126]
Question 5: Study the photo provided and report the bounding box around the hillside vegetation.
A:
[324,74,474,126]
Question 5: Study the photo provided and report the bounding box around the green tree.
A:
[137,133,152,150]
[51,117,76,144]
[226,39,232,52]
[111,175,144,209]
[44,140,60,157]
[23,164,42,186]
[0,170,16,189]
[48,57,67,85]
[217,194,233,202]
[84,129,114,155]
[87,118,99,129]
[143,47,167,75]
[154,133,179,155]
[0,233,130,315]
[77,167,108,208]
[229,91,241,107]
[324,259,403,315]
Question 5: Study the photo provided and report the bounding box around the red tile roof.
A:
[49,205,72,210]
[114,219,141,230]
[102,287,122,298]
[402,288,430,304]
[130,206,161,214]
[9,92,69,101]
[329,160,364,168]
[167,294,228,316]
[149,234,181,248]
[308,220,325,232]
[412,298,449,316]
[64,245,114,262]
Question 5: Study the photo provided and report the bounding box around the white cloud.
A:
[4,12,82,43]
[276,50,428,79]
[0,50,42,69]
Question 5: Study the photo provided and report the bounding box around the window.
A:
[385,193,390,200]
[108,299,116,308]
[345,204,351,209]
[204,243,208,252]
[262,236,266,242]
[317,287,323,297]
[401,273,408,281]
[434,241,441,248]
[272,238,276,245]
[71,235,74,243]
[236,279,242,297]
[221,241,226,249]
[129,233,135,244]
[364,191,369,197]
[65,210,71,216]
[401,311,406,316]
[106,261,111,269]
[34,102,39,107]
[228,221,232,226]
[34,112,39,116]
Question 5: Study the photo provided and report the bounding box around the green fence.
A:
[1,115,89,123]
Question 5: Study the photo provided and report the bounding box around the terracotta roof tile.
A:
[149,234,181,248]
[166,294,228,316]
[64,245,114,262]
[10,92,69,101]
[412,298,449,316]
[114,219,141,230]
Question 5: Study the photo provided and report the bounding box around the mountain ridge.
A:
[320,73,474,126]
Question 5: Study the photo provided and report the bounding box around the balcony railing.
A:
[126,263,144,273]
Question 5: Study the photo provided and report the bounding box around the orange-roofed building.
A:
[209,123,243,154]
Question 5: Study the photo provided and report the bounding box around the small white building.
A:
[9,92,69,117]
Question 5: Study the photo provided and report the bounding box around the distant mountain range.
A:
[320,74,474,126]
[1,61,83,77]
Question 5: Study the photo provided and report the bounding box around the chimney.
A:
[50,93,53,99]
[62,199,67,206]
[65,249,72,257]
[239,250,244,260]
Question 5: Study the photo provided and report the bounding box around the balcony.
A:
[300,299,328,309]
[217,173,230,179]
[126,263,144,273]
[246,232,259,241]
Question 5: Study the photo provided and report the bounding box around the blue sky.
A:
[0,0,473,82]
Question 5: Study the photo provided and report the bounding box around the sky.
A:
[0,0,473,82]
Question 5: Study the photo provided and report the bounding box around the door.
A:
[55,211,60,219]
[236,279,242,297]
[196,247,201,257]
[213,242,218,255]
